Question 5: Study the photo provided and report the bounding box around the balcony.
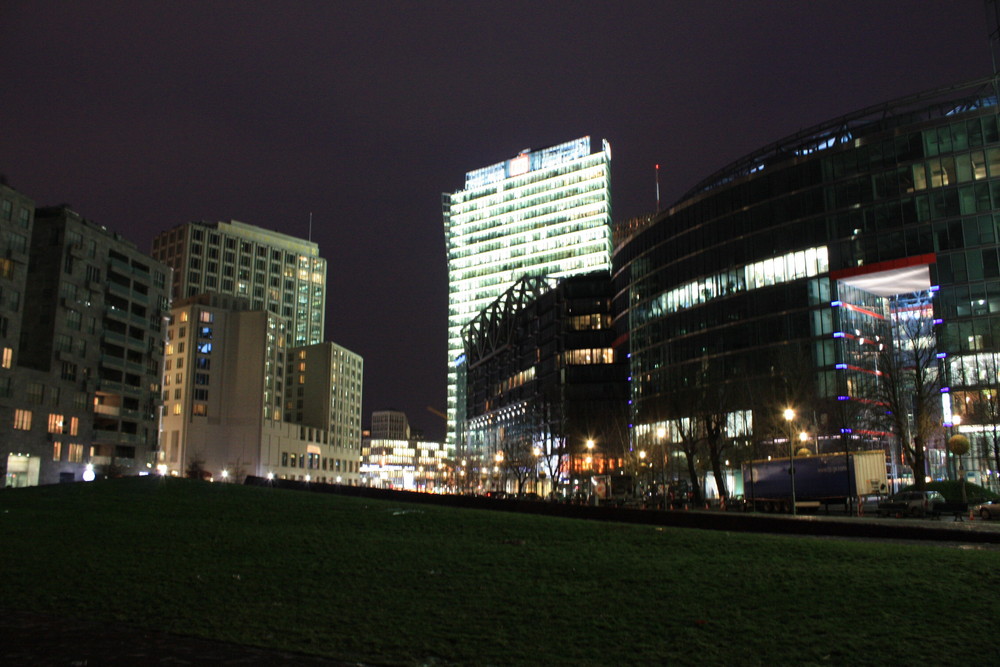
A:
[105,306,129,324]
[102,329,127,346]
[93,428,141,445]
[109,257,133,276]
[106,281,131,300]
[99,354,125,371]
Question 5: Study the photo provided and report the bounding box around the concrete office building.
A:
[443,136,613,449]
[152,220,326,347]
[160,294,360,484]
[2,199,170,486]
[370,409,411,441]
[287,341,364,452]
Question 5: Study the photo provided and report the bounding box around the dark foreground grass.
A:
[2,478,999,666]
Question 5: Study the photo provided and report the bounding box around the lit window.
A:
[52,441,62,461]
[180,311,189,323]
[48,413,64,434]
[173,403,182,415]
[68,443,83,463]
[69,417,78,436]
[192,404,207,416]
[14,409,32,430]
[1,347,11,369]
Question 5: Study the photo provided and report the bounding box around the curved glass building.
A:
[613,77,1000,486]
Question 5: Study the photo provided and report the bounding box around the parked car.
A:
[877,490,946,518]
[972,499,1000,520]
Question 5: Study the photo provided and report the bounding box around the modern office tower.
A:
[370,409,410,440]
[287,341,364,452]
[160,294,360,484]
[443,136,613,449]
[613,76,1000,490]
[151,220,326,347]
[3,203,170,487]
[462,273,626,497]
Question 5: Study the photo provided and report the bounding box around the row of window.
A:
[12,409,79,435]
[279,451,357,473]
[51,441,85,463]
[1,198,32,227]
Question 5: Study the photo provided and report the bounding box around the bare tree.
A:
[874,300,942,491]
[500,433,537,496]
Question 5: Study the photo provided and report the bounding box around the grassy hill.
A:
[2,477,998,666]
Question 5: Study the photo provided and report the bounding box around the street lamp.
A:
[495,451,504,493]
[585,438,596,504]
[656,426,668,497]
[532,446,541,495]
[784,408,798,516]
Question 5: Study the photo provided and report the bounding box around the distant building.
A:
[160,294,360,484]
[288,341,364,452]
[443,136,613,450]
[360,410,448,490]
[461,272,626,496]
[151,220,326,347]
[370,409,410,440]
[2,198,170,486]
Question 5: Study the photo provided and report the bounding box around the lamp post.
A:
[585,438,595,504]
[532,446,541,495]
[494,450,504,494]
[656,426,667,497]
[783,408,798,516]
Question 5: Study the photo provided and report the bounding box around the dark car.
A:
[877,490,946,518]
[972,499,1000,520]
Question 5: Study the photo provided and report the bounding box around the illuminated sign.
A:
[507,154,529,177]
[463,136,593,189]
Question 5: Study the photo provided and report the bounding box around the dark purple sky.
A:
[1,1,991,441]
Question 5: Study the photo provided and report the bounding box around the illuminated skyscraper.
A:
[442,136,613,448]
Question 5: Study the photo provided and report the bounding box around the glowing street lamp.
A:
[784,408,797,515]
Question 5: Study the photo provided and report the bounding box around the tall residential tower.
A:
[443,136,613,448]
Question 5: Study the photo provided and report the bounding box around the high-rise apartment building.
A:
[442,136,613,448]
[151,220,326,347]
[2,200,170,486]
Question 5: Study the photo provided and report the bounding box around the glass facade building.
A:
[443,136,613,449]
[613,77,1000,486]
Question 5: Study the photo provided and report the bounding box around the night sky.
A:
[1,1,991,441]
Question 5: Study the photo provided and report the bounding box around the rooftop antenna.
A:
[655,164,661,212]
[308,212,313,242]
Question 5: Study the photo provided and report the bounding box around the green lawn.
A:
[2,477,998,666]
